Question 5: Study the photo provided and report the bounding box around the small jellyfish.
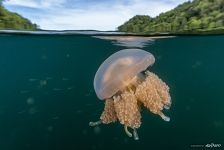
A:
[89,49,171,140]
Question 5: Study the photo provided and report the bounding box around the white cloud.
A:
[3,0,190,30]
[5,0,65,9]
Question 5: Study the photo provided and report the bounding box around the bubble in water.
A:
[20,90,29,94]
[67,86,74,90]
[40,80,47,87]
[41,55,47,60]
[53,88,63,91]
[27,97,35,105]
[192,60,202,69]
[76,110,82,115]
[28,107,37,115]
[47,126,54,132]
[62,77,69,81]
[93,126,101,135]
[66,54,70,58]
[28,78,38,82]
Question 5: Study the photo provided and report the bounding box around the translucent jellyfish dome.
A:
[94,49,155,100]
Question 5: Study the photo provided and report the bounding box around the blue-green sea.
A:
[0,33,223,150]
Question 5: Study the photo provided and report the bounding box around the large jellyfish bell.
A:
[94,49,155,100]
[90,49,171,140]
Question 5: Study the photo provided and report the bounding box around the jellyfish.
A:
[89,49,171,140]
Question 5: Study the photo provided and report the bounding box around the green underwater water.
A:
[0,34,223,150]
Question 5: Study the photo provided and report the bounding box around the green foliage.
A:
[118,15,152,33]
[0,5,37,30]
[118,0,224,34]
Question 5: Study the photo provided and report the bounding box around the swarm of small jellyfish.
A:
[89,49,171,140]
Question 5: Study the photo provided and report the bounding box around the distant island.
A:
[0,4,37,30]
[118,0,224,35]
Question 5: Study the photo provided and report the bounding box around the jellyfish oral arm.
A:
[124,126,139,140]
[158,111,170,122]
[89,120,102,126]
[133,128,139,140]
[124,126,132,137]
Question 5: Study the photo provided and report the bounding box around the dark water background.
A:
[0,34,223,150]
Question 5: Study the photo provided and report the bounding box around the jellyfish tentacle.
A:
[164,104,171,110]
[89,120,102,126]
[158,111,170,122]
[124,125,132,137]
[133,128,139,140]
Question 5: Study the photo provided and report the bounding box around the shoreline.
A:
[0,29,224,37]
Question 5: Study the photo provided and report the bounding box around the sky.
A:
[3,0,190,31]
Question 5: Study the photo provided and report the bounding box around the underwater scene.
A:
[0,33,223,150]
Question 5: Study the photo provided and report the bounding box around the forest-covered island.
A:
[118,0,224,35]
[0,1,37,30]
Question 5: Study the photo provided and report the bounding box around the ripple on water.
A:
[93,36,155,48]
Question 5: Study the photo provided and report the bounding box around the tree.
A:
[215,20,223,28]
[189,18,202,30]
[0,5,38,30]
[118,0,224,34]
[208,22,216,29]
